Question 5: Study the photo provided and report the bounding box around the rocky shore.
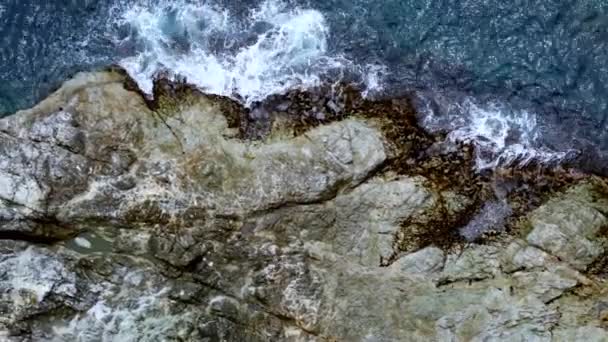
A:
[1,70,608,341]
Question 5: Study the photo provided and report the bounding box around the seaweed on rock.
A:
[107,67,605,258]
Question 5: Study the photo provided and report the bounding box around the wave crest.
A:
[419,97,575,170]
[112,0,383,106]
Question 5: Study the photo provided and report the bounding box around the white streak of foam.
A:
[444,100,571,170]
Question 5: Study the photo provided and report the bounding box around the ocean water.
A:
[1,0,608,171]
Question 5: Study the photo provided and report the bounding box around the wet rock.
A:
[1,71,608,341]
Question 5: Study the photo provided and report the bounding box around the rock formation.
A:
[1,70,608,341]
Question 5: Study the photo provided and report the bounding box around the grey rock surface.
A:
[0,71,607,341]
[526,181,608,271]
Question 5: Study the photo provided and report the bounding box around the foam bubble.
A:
[112,0,384,106]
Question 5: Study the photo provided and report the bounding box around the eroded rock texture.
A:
[1,71,608,341]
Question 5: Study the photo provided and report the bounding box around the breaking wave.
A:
[112,0,385,106]
[418,96,575,170]
[1,0,588,171]
[108,0,576,170]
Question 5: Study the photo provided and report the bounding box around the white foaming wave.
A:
[113,0,384,106]
[424,98,572,170]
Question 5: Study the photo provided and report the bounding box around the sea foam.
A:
[110,0,572,171]
[112,0,383,106]
[420,97,574,170]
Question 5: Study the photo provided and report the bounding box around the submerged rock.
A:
[0,71,607,341]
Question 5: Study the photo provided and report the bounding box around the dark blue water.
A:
[1,0,608,170]
[0,1,114,113]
